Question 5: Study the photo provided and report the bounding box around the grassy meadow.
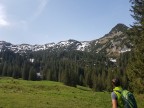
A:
[0,77,143,108]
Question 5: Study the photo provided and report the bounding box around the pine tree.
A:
[7,64,13,77]
[106,68,113,91]
[0,63,3,75]
[22,62,30,80]
[29,67,37,81]
[126,0,144,93]
[2,62,7,76]
[12,65,21,79]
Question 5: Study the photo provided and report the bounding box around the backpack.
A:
[116,90,137,108]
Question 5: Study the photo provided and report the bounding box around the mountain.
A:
[0,23,132,89]
[87,23,131,57]
[0,23,131,57]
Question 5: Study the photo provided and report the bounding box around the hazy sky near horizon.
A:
[0,0,134,44]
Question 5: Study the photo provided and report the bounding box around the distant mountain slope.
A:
[87,23,131,57]
[0,23,131,57]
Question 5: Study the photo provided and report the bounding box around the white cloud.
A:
[0,3,9,27]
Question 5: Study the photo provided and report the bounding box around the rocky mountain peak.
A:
[109,23,128,34]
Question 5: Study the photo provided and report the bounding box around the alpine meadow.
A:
[0,0,144,108]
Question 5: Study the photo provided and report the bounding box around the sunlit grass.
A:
[0,77,143,108]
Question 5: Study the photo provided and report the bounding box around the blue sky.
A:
[0,0,134,44]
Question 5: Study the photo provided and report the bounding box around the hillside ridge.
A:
[0,23,131,56]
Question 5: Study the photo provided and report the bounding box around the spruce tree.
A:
[13,64,21,78]
[0,63,3,75]
[7,64,13,77]
[2,62,7,76]
[22,62,30,80]
[126,0,144,93]
[29,67,37,81]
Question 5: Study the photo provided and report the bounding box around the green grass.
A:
[0,77,143,108]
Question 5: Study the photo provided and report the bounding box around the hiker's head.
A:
[112,78,121,87]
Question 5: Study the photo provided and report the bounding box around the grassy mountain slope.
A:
[0,77,143,108]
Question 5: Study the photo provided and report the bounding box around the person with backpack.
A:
[111,78,123,108]
[111,78,137,108]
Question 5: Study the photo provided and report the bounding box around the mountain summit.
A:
[109,23,128,34]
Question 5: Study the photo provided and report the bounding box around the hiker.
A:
[111,78,123,108]
[111,78,138,108]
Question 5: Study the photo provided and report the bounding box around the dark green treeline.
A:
[0,48,129,91]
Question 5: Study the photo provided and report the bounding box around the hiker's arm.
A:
[111,92,117,108]
[112,99,117,108]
